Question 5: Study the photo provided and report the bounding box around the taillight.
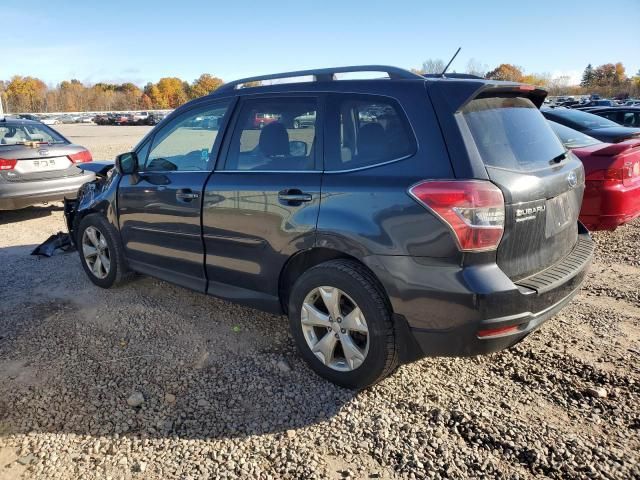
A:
[408,180,505,252]
[586,159,640,186]
[68,150,92,163]
[0,158,17,170]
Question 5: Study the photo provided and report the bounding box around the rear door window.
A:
[462,96,566,171]
[223,97,318,171]
[623,112,639,127]
[325,94,416,171]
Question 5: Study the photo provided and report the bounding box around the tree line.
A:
[414,59,640,98]
[3,61,640,114]
[0,74,223,113]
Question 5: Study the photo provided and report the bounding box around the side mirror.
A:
[289,140,308,157]
[115,151,138,175]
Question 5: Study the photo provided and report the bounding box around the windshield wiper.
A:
[549,152,567,164]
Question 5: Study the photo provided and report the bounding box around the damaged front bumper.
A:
[63,161,117,247]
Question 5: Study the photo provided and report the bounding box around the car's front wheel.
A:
[77,214,129,288]
[288,259,398,389]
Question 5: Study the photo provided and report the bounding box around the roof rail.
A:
[216,65,424,93]
[422,73,484,80]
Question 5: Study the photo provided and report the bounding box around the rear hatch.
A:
[427,79,584,281]
[460,94,584,280]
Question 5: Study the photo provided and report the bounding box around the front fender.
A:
[64,169,121,245]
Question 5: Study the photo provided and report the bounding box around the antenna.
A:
[440,47,461,77]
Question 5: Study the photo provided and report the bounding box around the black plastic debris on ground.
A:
[31,232,75,257]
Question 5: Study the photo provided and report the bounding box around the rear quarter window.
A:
[325,94,416,171]
[462,96,565,171]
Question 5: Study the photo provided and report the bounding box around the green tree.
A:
[580,64,595,88]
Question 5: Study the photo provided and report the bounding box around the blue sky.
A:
[4,0,639,86]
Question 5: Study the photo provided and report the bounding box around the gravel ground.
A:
[0,125,638,479]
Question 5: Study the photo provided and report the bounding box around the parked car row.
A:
[94,112,168,126]
[12,111,171,127]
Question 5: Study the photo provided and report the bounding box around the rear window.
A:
[462,96,566,171]
[548,120,601,148]
[0,123,66,146]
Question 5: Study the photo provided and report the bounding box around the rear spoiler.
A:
[592,139,640,157]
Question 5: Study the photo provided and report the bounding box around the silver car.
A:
[0,118,95,210]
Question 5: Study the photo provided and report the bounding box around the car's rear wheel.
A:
[77,214,129,288]
[293,120,301,129]
[288,259,398,389]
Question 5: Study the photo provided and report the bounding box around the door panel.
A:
[202,95,323,311]
[116,99,233,291]
[203,173,321,306]
[118,172,208,291]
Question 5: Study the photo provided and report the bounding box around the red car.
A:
[550,121,640,230]
[252,112,280,129]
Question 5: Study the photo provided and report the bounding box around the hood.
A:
[76,160,115,177]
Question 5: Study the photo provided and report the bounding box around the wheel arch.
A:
[278,247,392,315]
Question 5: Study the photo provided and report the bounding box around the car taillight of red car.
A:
[585,141,640,187]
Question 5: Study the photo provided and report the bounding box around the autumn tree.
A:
[58,79,86,111]
[189,74,224,99]
[153,77,187,109]
[520,72,550,87]
[5,76,47,112]
[485,64,523,82]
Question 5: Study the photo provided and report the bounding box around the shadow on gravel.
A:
[0,281,356,442]
[0,204,63,225]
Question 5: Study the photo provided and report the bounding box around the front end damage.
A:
[34,163,116,257]
[64,161,118,247]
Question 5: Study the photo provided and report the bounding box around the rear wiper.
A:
[549,152,566,164]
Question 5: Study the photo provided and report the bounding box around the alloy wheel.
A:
[82,226,110,279]
[301,286,369,371]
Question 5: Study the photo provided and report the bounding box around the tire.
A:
[288,259,398,389]
[77,214,130,288]
[293,120,300,129]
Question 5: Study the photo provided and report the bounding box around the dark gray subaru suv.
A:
[65,66,593,389]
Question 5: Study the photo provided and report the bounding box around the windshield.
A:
[462,96,566,171]
[0,123,66,146]
[548,121,602,148]
[547,108,620,129]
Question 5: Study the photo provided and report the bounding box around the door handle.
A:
[176,189,200,201]
[278,189,312,203]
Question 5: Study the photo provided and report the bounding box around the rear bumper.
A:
[363,226,593,361]
[0,172,95,210]
[581,180,640,230]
